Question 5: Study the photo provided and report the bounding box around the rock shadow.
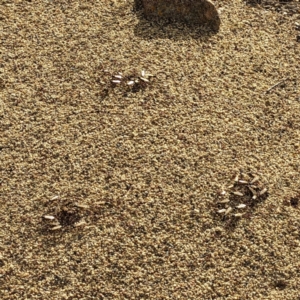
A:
[244,0,300,15]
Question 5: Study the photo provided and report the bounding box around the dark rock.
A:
[140,0,220,31]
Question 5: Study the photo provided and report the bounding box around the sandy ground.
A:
[1,0,300,299]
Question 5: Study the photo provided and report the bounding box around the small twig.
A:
[265,78,288,94]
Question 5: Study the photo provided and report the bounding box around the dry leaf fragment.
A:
[233,191,243,196]
[236,204,246,209]
[225,206,233,215]
[218,199,230,204]
[50,225,62,231]
[234,213,245,217]
[44,215,56,220]
[259,188,267,196]
[140,77,149,82]
[94,201,106,205]
[75,203,89,209]
[238,180,248,184]
[234,173,240,182]
[250,175,260,184]
[74,220,86,227]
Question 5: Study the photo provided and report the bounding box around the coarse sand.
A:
[1,0,300,299]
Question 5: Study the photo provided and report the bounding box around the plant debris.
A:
[216,171,269,221]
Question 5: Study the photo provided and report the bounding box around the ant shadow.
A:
[133,0,220,41]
